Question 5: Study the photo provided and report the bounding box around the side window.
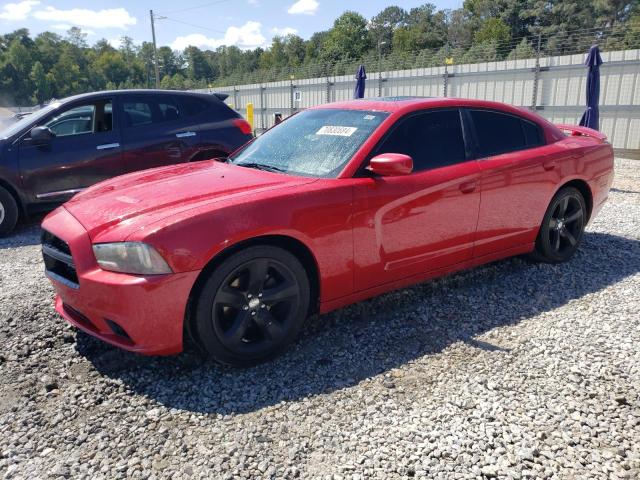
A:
[374,110,466,171]
[123,101,153,127]
[43,100,112,137]
[179,96,210,117]
[522,119,545,148]
[123,97,180,128]
[469,109,543,157]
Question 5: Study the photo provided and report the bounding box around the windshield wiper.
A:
[236,162,286,173]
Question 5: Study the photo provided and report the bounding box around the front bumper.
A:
[42,207,200,355]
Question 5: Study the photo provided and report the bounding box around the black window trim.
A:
[355,107,474,178]
[17,96,114,144]
[463,107,546,160]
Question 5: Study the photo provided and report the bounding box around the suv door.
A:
[121,94,190,173]
[352,109,481,291]
[18,97,122,203]
[465,109,554,257]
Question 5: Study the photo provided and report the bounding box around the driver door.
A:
[18,97,123,204]
[352,109,481,291]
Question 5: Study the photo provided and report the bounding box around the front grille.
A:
[42,230,79,288]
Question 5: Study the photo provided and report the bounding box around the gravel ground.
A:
[1,158,639,480]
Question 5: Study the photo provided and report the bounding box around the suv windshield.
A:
[0,102,61,139]
[229,109,389,178]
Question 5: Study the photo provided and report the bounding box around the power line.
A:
[158,0,233,16]
[160,16,227,35]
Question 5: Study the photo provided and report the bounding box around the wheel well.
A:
[189,149,228,162]
[561,179,593,221]
[0,178,25,217]
[184,235,321,347]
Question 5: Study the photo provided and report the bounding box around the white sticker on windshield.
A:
[316,126,357,137]
[363,115,376,120]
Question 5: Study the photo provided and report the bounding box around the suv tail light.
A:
[232,118,252,135]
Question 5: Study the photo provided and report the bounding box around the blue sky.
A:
[0,0,462,50]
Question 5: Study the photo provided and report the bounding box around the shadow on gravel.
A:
[75,231,640,414]
[0,218,43,250]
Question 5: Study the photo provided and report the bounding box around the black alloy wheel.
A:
[534,187,587,263]
[193,245,310,366]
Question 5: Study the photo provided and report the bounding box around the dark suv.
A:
[0,89,253,234]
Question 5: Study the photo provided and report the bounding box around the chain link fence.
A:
[198,26,639,154]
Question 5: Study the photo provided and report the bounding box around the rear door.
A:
[120,94,192,173]
[467,109,556,257]
[18,97,122,203]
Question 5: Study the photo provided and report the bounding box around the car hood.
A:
[64,161,315,240]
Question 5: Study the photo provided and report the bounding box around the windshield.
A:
[0,102,61,139]
[229,109,389,178]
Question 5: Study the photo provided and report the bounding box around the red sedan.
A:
[41,97,614,366]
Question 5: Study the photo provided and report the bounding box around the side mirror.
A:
[30,126,55,145]
[366,153,413,177]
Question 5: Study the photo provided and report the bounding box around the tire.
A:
[533,186,587,263]
[0,186,19,236]
[192,245,310,367]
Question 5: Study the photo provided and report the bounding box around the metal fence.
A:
[198,48,640,153]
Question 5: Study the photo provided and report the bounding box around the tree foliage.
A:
[0,1,638,105]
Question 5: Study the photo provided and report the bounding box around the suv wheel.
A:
[0,186,19,235]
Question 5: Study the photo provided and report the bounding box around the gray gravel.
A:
[1,158,639,479]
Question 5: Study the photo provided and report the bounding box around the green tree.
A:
[370,6,408,54]
[322,11,372,61]
[30,61,54,104]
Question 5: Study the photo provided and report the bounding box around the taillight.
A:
[232,118,252,135]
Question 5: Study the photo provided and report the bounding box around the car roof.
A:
[52,89,222,105]
[312,96,555,129]
[313,96,535,116]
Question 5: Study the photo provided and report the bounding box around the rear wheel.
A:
[0,186,19,235]
[192,245,310,366]
[533,187,586,263]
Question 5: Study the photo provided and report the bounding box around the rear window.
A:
[469,109,545,157]
[522,119,545,147]
[180,96,210,117]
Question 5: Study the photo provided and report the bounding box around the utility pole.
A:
[378,40,387,97]
[150,10,160,89]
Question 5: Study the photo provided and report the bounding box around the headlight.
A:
[92,242,172,275]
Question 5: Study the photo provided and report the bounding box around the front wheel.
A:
[0,186,19,235]
[533,186,587,263]
[192,245,310,367]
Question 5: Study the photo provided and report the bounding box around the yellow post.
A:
[246,102,254,133]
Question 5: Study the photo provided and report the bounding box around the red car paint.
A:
[41,98,614,355]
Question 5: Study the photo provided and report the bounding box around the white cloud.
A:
[171,21,266,51]
[33,6,136,30]
[108,37,123,49]
[0,0,39,21]
[50,23,95,35]
[287,0,318,15]
[271,26,298,37]
[247,0,259,4]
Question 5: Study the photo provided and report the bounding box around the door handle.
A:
[459,181,477,194]
[96,142,120,150]
[176,131,197,138]
[543,159,556,171]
